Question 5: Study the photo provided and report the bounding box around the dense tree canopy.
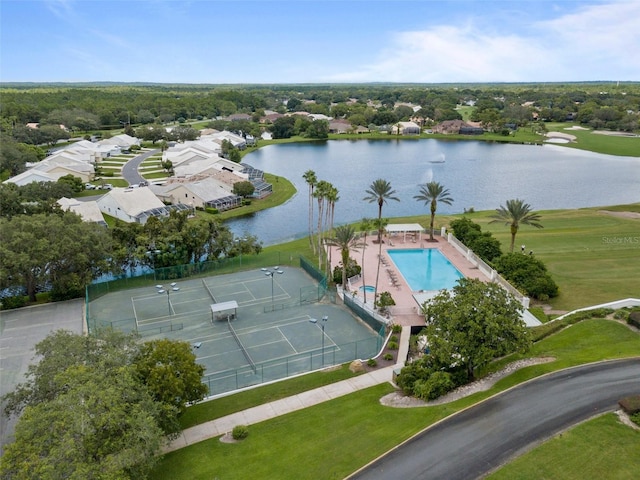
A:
[0,212,111,301]
[421,278,530,380]
[1,330,207,479]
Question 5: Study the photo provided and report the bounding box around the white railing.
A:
[552,298,640,322]
[447,233,530,309]
[337,285,391,325]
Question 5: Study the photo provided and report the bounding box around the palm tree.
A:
[302,170,317,253]
[363,179,400,309]
[359,218,372,304]
[324,185,339,276]
[489,199,543,252]
[414,181,454,241]
[326,225,364,292]
[314,180,331,269]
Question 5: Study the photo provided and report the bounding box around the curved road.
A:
[349,358,640,480]
[121,148,159,185]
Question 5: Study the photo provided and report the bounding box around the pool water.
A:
[359,285,375,293]
[387,249,463,291]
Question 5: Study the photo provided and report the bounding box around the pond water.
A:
[226,139,640,246]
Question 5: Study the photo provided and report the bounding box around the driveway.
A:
[0,300,84,454]
[121,148,159,185]
[348,358,640,480]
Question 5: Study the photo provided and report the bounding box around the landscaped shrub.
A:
[367,358,377,367]
[493,253,559,300]
[332,257,361,285]
[205,207,219,215]
[387,341,399,350]
[389,335,398,343]
[232,425,249,440]
[631,413,640,427]
[391,324,402,334]
[413,371,455,401]
[0,295,26,310]
[383,353,394,361]
[627,311,640,329]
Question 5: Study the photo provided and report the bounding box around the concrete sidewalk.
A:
[163,326,411,453]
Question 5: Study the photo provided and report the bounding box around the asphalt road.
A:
[348,358,640,480]
[121,148,159,185]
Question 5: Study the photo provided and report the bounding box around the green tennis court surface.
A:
[88,266,383,396]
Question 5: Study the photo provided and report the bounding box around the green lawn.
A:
[487,413,640,480]
[451,205,640,310]
[545,122,640,157]
[351,204,640,312]
[151,319,640,480]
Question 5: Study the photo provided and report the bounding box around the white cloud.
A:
[326,1,640,82]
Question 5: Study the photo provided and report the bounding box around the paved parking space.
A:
[0,299,84,453]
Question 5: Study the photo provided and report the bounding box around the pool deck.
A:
[327,232,489,328]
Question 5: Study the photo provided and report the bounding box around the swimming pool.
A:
[387,249,463,291]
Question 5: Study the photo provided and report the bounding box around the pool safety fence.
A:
[343,293,389,332]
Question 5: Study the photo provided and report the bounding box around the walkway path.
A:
[162,326,411,453]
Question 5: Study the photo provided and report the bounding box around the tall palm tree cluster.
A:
[305,169,543,313]
[303,170,339,272]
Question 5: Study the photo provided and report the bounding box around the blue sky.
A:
[1,0,639,83]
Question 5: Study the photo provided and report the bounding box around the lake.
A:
[226,139,640,246]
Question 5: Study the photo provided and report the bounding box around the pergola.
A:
[210,300,238,322]
[385,223,424,243]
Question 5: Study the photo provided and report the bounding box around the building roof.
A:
[98,186,165,217]
[57,197,106,225]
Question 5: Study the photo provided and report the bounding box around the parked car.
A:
[85,183,96,190]
[102,183,113,190]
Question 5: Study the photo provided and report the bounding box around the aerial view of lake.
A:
[227,139,640,246]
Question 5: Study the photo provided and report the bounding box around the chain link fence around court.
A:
[85,252,386,396]
[85,251,296,335]
[202,334,383,396]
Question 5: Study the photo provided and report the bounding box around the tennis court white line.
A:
[277,326,298,353]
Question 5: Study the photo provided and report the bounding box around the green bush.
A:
[493,253,559,300]
[205,207,219,215]
[627,311,640,329]
[389,335,398,342]
[332,257,361,285]
[413,371,455,401]
[391,324,402,334]
[631,412,640,427]
[383,353,394,361]
[367,358,377,367]
[242,199,252,206]
[387,341,399,350]
[232,425,249,440]
[0,295,26,310]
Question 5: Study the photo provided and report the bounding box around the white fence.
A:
[447,233,530,309]
[551,298,640,322]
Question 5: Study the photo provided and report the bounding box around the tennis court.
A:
[88,266,383,396]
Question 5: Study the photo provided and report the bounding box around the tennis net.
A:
[202,279,217,303]
[227,319,256,373]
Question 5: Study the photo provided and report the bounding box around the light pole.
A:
[309,315,328,366]
[262,267,284,311]
[156,282,179,315]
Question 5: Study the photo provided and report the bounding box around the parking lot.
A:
[0,299,84,454]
